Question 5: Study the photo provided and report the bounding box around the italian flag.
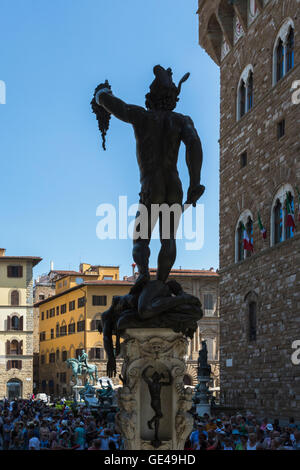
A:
[242,223,253,252]
[286,194,296,231]
[297,187,300,222]
[258,212,267,239]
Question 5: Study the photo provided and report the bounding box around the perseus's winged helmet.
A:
[145,65,190,111]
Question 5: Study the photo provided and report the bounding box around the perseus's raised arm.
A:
[95,88,145,125]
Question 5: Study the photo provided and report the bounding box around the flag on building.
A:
[296,187,300,222]
[258,212,267,239]
[286,193,296,231]
[241,223,253,252]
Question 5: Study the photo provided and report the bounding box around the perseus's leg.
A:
[157,206,182,283]
[132,204,159,279]
[157,178,183,282]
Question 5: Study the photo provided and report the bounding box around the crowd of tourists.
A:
[0,398,122,450]
[0,398,299,451]
[186,413,300,450]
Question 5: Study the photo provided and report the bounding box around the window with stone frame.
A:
[62,350,68,361]
[237,222,244,261]
[237,66,254,121]
[285,192,295,241]
[69,300,75,311]
[90,319,102,331]
[276,39,284,82]
[9,315,23,331]
[273,19,295,85]
[11,290,20,306]
[59,324,67,337]
[40,331,46,342]
[247,71,253,111]
[89,347,104,360]
[56,323,60,338]
[7,266,23,278]
[245,217,254,258]
[60,304,67,314]
[286,27,295,73]
[249,301,257,341]
[78,297,86,308]
[49,353,55,363]
[68,322,76,335]
[92,295,107,306]
[238,80,246,118]
[204,294,215,316]
[77,320,85,332]
[274,199,283,244]
[56,349,60,361]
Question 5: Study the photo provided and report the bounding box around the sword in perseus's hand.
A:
[91,80,112,151]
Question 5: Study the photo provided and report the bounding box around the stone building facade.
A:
[127,268,220,394]
[0,249,41,399]
[197,0,300,420]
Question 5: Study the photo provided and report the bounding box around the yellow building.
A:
[35,264,133,397]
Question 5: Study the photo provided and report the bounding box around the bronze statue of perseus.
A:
[92,66,205,377]
[91,65,205,289]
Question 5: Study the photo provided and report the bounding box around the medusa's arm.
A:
[95,89,145,125]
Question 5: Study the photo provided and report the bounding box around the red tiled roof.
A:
[0,256,42,267]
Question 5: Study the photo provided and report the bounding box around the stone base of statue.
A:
[196,402,211,418]
[115,328,194,451]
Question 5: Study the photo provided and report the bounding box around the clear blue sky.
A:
[0,0,220,280]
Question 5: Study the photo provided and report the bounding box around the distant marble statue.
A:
[197,340,211,377]
[142,366,173,448]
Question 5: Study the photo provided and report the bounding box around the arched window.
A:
[8,340,22,355]
[249,301,257,341]
[247,71,253,111]
[285,192,295,241]
[286,27,295,73]
[276,39,284,82]
[239,80,246,118]
[273,19,295,85]
[56,323,60,338]
[235,211,254,262]
[11,290,19,306]
[274,199,283,244]
[271,184,295,246]
[237,65,254,120]
[11,316,20,331]
[6,379,22,400]
[237,222,244,261]
[245,217,254,258]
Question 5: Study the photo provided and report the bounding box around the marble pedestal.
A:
[115,328,194,451]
